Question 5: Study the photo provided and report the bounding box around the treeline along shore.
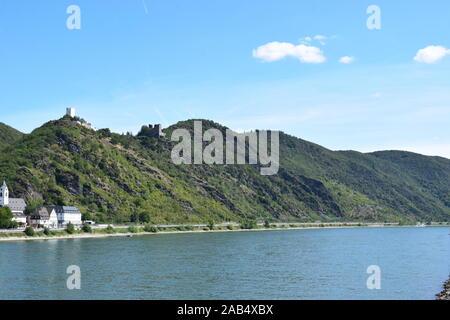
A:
[0,221,448,242]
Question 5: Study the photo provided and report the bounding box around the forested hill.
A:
[0,116,449,224]
[0,122,23,150]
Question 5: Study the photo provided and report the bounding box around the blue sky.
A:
[1,0,450,157]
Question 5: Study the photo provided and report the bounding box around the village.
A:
[0,180,83,230]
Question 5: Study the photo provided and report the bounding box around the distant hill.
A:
[0,122,23,150]
[0,117,448,224]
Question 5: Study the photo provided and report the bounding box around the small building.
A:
[0,181,27,225]
[48,206,82,227]
[28,207,58,229]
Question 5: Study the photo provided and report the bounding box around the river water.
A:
[0,226,448,299]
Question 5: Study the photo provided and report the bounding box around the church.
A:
[0,181,27,224]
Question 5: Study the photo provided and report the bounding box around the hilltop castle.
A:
[66,107,96,131]
[148,124,166,138]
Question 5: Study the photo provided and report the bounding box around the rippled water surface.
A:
[0,227,448,299]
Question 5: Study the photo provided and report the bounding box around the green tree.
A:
[24,226,35,236]
[9,221,19,229]
[66,222,75,234]
[98,128,112,138]
[137,125,152,137]
[81,223,92,233]
[130,212,140,223]
[82,212,93,222]
[240,219,257,230]
[43,227,51,235]
[143,223,158,233]
[24,198,44,215]
[139,211,151,223]
[0,207,13,229]
[56,197,66,206]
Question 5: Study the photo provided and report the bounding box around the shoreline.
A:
[0,223,447,242]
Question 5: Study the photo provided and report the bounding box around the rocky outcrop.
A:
[436,277,450,300]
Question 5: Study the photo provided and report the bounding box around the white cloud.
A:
[314,35,327,40]
[252,42,326,63]
[414,45,450,63]
[300,35,336,45]
[313,35,328,45]
[339,56,355,64]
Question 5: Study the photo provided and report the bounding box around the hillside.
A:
[0,122,23,150]
[0,117,449,224]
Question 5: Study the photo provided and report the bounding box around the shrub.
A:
[82,223,92,233]
[207,220,215,230]
[8,221,19,229]
[240,219,257,230]
[128,226,137,233]
[105,225,115,234]
[43,227,51,235]
[264,220,271,228]
[66,222,75,234]
[227,225,234,230]
[24,227,35,236]
[143,224,158,233]
[176,225,194,231]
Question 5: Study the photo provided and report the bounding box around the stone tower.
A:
[0,181,9,206]
[66,107,76,118]
[149,124,165,138]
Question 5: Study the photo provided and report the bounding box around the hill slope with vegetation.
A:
[0,122,23,150]
[0,117,449,224]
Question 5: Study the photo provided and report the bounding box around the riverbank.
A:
[0,222,447,242]
[436,278,450,300]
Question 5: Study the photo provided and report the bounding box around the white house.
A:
[0,181,27,225]
[49,206,82,227]
[28,207,58,229]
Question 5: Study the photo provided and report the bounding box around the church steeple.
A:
[0,181,9,206]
